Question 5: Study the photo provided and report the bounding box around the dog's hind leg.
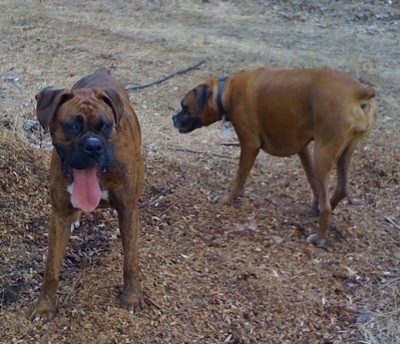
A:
[330,138,360,211]
[306,142,338,246]
[298,145,319,215]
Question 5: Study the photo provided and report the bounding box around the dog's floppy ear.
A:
[36,89,73,132]
[194,84,212,113]
[95,88,124,126]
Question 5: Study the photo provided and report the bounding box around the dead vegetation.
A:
[1,0,400,343]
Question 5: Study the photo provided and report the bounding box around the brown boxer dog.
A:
[30,68,144,320]
[172,67,378,246]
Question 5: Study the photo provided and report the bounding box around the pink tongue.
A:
[72,166,101,212]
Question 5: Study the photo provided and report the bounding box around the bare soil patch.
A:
[1,1,399,343]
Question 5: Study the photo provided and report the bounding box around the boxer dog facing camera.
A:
[31,68,144,320]
[172,67,378,247]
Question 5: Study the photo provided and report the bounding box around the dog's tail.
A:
[358,85,375,100]
[358,85,375,111]
[357,86,378,131]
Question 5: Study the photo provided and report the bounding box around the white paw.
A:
[306,233,326,247]
[70,221,81,233]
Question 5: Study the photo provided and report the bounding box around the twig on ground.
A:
[384,216,400,230]
[157,202,177,217]
[63,273,83,302]
[125,59,205,91]
[145,296,163,311]
[219,142,240,147]
[139,187,175,210]
[378,277,400,290]
[370,271,400,278]
[171,147,235,160]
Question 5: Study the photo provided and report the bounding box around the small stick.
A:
[139,187,175,210]
[145,296,163,310]
[172,147,235,160]
[63,274,83,302]
[384,216,400,230]
[125,60,205,91]
[219,142,240,147]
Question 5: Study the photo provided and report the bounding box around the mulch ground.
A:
[1,0,400,343]
[1,123,399,343]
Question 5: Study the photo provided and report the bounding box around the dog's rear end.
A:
[239,68,378,246]
[301,70,377,245]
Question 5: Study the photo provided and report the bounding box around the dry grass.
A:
[1,0,400,343]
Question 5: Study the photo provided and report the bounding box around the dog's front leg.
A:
[30,211,76,321]
[220,145,260,204]
[117,203,144,313]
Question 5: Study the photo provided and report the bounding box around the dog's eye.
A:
[62,115,84,136]
[66,123,81,134]
[98,122,112,133]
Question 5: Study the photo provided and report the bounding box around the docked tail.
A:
[358,86,378,131]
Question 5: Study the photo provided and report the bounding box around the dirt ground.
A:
[1,0,400,343]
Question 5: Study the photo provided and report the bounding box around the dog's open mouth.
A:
[71,165,103,213]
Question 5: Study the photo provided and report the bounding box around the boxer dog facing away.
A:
[31,68,144,320]
[172,67,378,246]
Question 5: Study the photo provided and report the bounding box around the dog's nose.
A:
[83,137,104,155]
[172,114,180,127]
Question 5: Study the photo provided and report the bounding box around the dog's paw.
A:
[306,233,327,247]
[70,220,81,233]
[120,290,145,314]
[219,194,234,205]
[29,298,57,322]
[70,211,83,232]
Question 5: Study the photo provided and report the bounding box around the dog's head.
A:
[172,80,222,134]
[36,87,124,178]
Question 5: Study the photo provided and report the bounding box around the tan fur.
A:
[175,68,378,246]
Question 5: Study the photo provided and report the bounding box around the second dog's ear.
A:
[36,89,73,132]
[194,84,212,113]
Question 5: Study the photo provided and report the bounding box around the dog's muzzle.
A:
[55,134,115,175]
[172,113,202,134]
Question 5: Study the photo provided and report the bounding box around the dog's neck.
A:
[216,77,229,121]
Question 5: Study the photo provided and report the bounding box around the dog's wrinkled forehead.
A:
[58,90,115,125]
[47,91,116,143]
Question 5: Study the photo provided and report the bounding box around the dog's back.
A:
[232,67,378,138]
[243,67,374,104]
